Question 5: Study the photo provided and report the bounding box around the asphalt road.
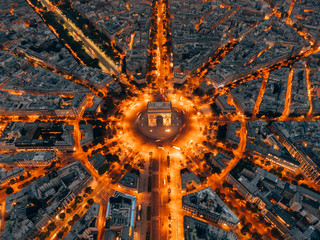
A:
[38,0,119,74]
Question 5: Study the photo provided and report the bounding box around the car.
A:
[137,204,142,221]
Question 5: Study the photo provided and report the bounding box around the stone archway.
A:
[156,115,163,126]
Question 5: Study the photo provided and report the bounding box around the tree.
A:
[277,166,284,172]
[103,96,115,113]
[85,187,93,194]
[6,187,14,194]
[295,174,304,181]
[222,181,233,188]
[219,193,226,199]
[82,145,88,152]
[72,203,77,210]
[57,231,64,238]
[73,214,80,222]
[204,153,213,163]
[211,166,221,174]
[217,124,227,141]
[75,196,83,204]
[39,231,50,240]
[47,222,56,231]
[251,231,263,240]
[66,208,72,214]
[240,216,246,224]
[106,153,120,163]
[59,213,66,220]
[246,202,253,210]
[241,224,250,235]
[271,228,283,240]
[265,221,272,227]
[234,190,245,200]
[87,198,94,206]
[98,163,109,175]
[124,163,132,171]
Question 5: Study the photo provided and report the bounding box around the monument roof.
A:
[147,101,172,111]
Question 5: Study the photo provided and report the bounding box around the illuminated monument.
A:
[137,101,183,141]
[147,101,172,127]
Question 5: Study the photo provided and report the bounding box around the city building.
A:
[72,65,114,89]
[107,81,122,94]
[227,160,320,239]
[0,167,25,185]
[0,91,87,118]
[182,187,239,228]
[0,122,75,152]
[269,121,320,184]
[184,216,237,240]
[105,191,136,240]
[80,124,94,148]
[180,168,201,191]
[84,96,103,117]
[133,73,147,85]
[89,153,107,171]
[215,94,236,114]
[173,72,187,85]
[2,161,92,240]
[119,170,139,191]
[65,202,100,240]
[207,152,232,172]
[0,152,57,166]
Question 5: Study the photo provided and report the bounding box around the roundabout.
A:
[118,91,205,149]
